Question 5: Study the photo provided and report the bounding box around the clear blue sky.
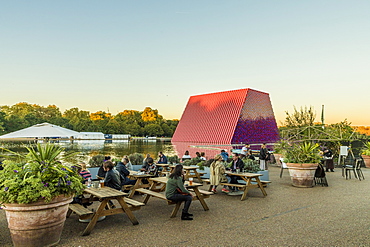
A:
[1,1,370,125]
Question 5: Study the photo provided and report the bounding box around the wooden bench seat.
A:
[124,197,145,207]
[67,204,94,219]
[260,180,271,187]
[197,189,213,197]
[135,188,171,202]
[202,178,210,184]
[220,183,247,188]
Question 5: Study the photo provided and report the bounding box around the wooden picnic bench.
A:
[220,171,268,201]
[135,177,211,217]
[67,187,144,236]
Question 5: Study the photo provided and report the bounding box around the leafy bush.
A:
[196,160,205,170]
[128,153,144,166]
[0,143,85,206]
[361,142,370,156]
[282,142,321,164]
[88,155,105,167]
[242,159,261,172]
[168,155,180,164]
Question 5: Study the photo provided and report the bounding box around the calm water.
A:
[0,140,176,164]
[0,139,240,164]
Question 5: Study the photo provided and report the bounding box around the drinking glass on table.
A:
[189,178,193,186]
[100,180,105,188]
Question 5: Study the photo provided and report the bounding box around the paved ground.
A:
[1,165,370,247]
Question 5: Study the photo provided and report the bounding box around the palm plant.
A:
[283,142,321,164]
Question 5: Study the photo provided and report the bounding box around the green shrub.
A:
[168,155,180,164]
[129,153,144,166]
[88,155,105,167]
[242,158,261,172]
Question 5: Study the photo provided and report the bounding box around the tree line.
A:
[0,102,179,137]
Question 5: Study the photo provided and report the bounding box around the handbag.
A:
[220,174,228,183]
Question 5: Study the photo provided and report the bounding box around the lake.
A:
[0,139,241,164]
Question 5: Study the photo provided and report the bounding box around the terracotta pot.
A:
[3,195,73,247]
[361,155,370,168]
[286,163,319,188]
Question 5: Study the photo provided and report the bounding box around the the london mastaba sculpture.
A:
[172,88,279,144]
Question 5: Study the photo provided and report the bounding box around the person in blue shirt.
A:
[157,151,168,164]
[220,150,229,162]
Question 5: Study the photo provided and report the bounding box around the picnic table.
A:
[128,173,155,198]
[67,187,144,236]
[220,171,268,201]
[169,165,204,182]
[156,163,170,176]
[135,176,212,217]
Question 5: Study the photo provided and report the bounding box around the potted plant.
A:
[282,142,321,188]
[361,142,370,168]
[0,143,85,247]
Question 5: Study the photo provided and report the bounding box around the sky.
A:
[1,1,370,126]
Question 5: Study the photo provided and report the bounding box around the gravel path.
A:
[1,166,369,247]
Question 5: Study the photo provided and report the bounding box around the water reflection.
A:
[0,140,250,163]
[0,140,177,162]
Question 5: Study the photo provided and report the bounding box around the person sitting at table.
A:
[97,156,111,179]
[72,164,93,208]
[220,150,229,163]
[116,158,136,187]
[145,157,157,176]
[228,153,245,191]
[79,162,92,184]
[157,151,168,164]
[210,154,227,193]
[122,156,133,170]
[165,164,193,221]
[182,150,192,161]
[141,153,151,171]
[200,152,206,161]
[103,161,121,191]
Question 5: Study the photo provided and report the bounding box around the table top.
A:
[149,176,202,187]
[156,164,170,167]
[225,171,262,177]
[84,187,128,199]
[169,165,199,170]
[130,173,155,178]
[128,170,138,175]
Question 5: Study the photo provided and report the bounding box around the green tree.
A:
[284,106,316,128]
[126,123,142,136]
[144,123,164,136]
[141,107,163,122]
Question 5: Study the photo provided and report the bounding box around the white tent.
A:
[0,123,80,139]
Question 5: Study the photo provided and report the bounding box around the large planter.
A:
[3,195,73,247]
[257,170,269,181]
[197,166,210,179]
[286,163,319,188]
[361,155,370,168]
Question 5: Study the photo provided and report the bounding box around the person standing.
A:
[165,164,193,220]
[241,144,250,159]
[323,148,334,172]
[210,154,226,193]
[259,144,268,170]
